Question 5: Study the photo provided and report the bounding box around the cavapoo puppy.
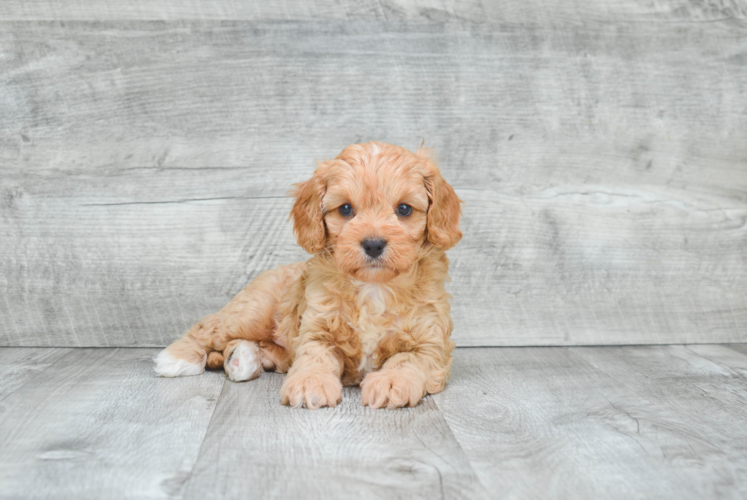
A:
[154,142,462,409]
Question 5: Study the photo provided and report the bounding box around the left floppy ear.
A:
[290,164,327,254]
[422,158,463,251]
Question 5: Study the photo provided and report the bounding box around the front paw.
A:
[280,370,342,410]
[361,369,425,409]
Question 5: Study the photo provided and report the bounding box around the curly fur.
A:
[154,142,462,409]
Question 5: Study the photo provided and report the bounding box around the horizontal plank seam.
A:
[80,195,288,206]
[0,17,743,25]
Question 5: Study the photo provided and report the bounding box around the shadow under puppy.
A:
[154,142,462,409]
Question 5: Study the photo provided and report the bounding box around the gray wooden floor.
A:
[0,345,744,499]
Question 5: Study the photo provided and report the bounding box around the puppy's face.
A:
[291,142,462,282]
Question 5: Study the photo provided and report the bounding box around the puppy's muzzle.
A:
[361,238,387,259]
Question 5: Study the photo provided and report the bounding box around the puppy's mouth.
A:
[353,259,394,276]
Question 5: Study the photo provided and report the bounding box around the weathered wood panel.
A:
[0,0,744,22]
[0,15,745,347]
[433,346,747,499]
[724,343,747,355]
[0,348,225,499]
[0,347,70,399]
[683,344,747,375]
[181,371,488,500]
[570,344,747,423]
[2,22,744,172]
[0,167,744,347]
[0,345,744,498]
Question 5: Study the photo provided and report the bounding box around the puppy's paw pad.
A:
[225,341,261,382]
[280,371,342,410]
[153,350,205,377]
[361,369,424,409]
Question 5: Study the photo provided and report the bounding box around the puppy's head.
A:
[291,142,462,282]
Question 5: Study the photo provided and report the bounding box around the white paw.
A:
[225,341,261,382]
[153,350,205,377]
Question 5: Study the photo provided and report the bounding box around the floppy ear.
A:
[290,167,327,254]
[423,161,463,250]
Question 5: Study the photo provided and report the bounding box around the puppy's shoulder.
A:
[296,253,353,298]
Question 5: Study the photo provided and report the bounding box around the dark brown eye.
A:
[397,204,412,216]
[339,203,353,216]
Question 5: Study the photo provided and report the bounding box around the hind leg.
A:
[216,339,291,382]
[154,312,224,377]
[153,332,208,377]
[154,263,303,378]
[222,340,262,382]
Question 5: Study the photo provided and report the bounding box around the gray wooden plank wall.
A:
[0,1,745,347]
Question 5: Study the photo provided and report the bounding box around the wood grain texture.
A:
[570,344,747,428]
[0,0,744,22]
[0,348,225,499]
[1,11,745,347]
[0,345,744,498]
[724,343,747,355]
[433,346,747,499]
[1,165,744,347]
[0,347,70,400]
[684,343,747,375]
[181,371,488,500]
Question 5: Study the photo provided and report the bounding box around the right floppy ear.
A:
[290,165,327,254]
[417,146,463,251]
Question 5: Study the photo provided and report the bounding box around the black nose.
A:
[361,238,387,259]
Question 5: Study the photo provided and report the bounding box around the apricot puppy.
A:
[154,142,462,409]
